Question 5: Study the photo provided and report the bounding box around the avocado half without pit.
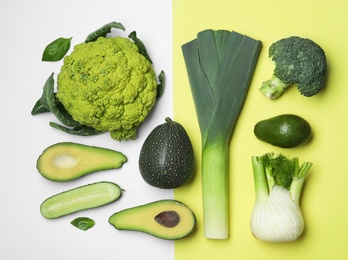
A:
[139,117,195,189]
[108,199,196,240]
[36,142,127,182]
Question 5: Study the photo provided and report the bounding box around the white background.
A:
[0,0,173,259]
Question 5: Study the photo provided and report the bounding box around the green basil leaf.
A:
[85,21,125,43]
[49,122,104,136]
[71,217,95,231]
[156,70,165,100]
[128,31,153,64]
[42,37,72,62]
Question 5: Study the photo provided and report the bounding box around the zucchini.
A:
[40,181,122,219]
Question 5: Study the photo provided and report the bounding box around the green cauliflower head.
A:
[56,36,158,141]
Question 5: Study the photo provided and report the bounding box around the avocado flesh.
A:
[37,142,127,182]
[109,200,196,240]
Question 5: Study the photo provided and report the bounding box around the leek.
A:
[182,29,261,239]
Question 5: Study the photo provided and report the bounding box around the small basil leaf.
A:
[31,98,50,115]
[85,21,125,43]
[156,70,165,100]
[49,122,104,136]
[42,37,72,62]
[128,31,152,64]
[71,217,95,231]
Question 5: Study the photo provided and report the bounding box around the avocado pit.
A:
[155,210,180,228]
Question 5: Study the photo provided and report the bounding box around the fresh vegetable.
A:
[32,21,165,141]
[36,142,127,182]
[250,153,312,242]
[139,117,194,189]
[109,199,196,240]
[182,29,261,239]
[71,217,95,231]
[254,114,312,148]
[40,181,122,219]
[260,36,327,99]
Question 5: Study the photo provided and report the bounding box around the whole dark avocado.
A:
[254,114,312,148]
[139,117,194,189]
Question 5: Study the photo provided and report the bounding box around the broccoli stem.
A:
[259,74,290,100]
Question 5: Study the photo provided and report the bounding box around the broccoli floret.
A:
[56,36,158,141]
[260,36,327,100]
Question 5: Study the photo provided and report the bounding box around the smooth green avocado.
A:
[254,114,312,148]
[108,199,196,240]
[139,117,194,189]
[36,142,127,182]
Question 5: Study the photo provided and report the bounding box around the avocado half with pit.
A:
[36,142,127,182]
[139,117,195,189]
[109,199,196,240]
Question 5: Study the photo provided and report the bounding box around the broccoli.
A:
[259,36,327,100]
[53,36,162,141]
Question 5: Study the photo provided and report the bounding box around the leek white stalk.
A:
[250,154,312,243]
[182,29,261,239]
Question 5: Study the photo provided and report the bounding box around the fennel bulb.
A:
[250,153,312,242]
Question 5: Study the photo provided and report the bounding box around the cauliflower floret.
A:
[56,36,158,141]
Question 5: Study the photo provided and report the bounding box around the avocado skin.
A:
[139,118,194,189]
[254,114,312,148]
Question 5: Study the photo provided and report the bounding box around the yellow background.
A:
[173,0,348,259]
